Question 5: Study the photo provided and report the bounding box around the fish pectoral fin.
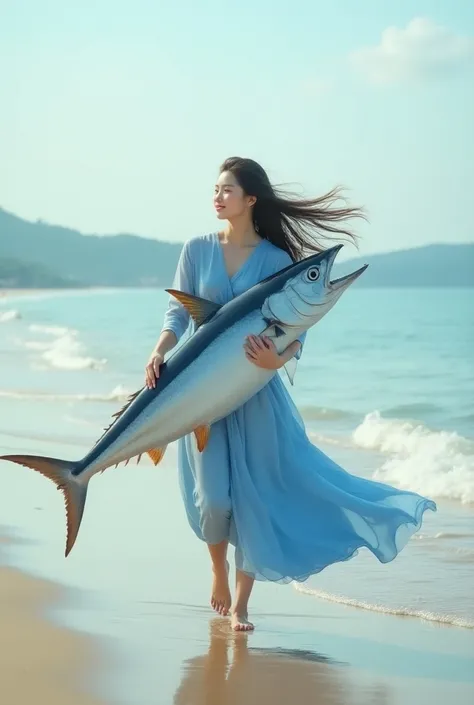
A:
[147,446,168,466]
[263,317,285,337]
[283,357,298,386]
[165,289,221,327]
[193,424,210,452]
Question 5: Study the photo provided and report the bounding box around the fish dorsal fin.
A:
[93,388,142,448]
[165,289,221,327]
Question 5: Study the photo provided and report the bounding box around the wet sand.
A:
[1,459,474,705]
[0,537,107,705]
[121,596,474,705]
[2,534,474,705]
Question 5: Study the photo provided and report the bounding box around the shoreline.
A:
[0,286,116,299]
[0,533,109,705]
[2,498,474,705]
[0,286,167,299]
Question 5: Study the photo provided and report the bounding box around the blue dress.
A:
[161,233,436,583]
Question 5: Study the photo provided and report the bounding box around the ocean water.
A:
[0,286,473,642]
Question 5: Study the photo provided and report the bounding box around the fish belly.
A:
[88,314,278,471]
[135,316,275,445]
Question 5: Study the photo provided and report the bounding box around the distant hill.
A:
[0,256,80,288]
[336,243,474,288]
[0,207,182,287]
[0,207,473,288]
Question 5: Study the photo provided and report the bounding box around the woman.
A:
[145,157,436,632]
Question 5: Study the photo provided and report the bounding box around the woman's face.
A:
[214,170,255,221]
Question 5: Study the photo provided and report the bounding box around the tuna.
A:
[0,244,367,556]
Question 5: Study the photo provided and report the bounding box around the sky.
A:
[1,0,473,255]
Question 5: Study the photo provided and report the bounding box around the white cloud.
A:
[350,17,474,85]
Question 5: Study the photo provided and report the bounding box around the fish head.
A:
[261,245,368,329]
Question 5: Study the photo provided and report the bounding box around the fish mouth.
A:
[330,264,368,291]
[325,245,368,291]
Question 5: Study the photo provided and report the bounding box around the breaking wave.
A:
[0,384,131,403]
[352,411,474,504]
[413,531,474,541]
[0,310,21,323]
[29,323,71,336]
[300,405,352,422]
[292,582,474,629]
[25,323,107,371]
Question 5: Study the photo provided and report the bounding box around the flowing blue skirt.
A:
[178,374,437,583]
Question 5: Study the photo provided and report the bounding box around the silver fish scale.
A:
[79,249,366,479]
[82,309,283,474]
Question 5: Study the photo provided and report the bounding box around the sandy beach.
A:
[2,483,474,705]
[0,535,107,705]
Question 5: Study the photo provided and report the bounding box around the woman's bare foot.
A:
[211,562,231,616]
[231,611,254,631]
[231,569,255,631]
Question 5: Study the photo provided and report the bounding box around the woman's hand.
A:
[243,335,283,370]
[145,351,164,389]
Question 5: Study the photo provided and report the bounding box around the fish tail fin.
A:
[0,454,88,557]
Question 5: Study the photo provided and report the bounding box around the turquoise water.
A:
[0,287,473,631]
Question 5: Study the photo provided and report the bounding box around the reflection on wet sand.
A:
[173,619,391,705]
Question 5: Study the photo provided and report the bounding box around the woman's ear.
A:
[248,196,257,208]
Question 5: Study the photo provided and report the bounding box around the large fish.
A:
[0,244,367,556]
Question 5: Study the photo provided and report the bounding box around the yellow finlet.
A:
[147,446,167,465]
[194,425,210,452]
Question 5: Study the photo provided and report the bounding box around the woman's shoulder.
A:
[262,239,293,268]
[181,232,217,256]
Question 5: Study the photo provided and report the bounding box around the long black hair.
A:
[220,157,366,261]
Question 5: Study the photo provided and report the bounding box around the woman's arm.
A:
[145,241,193,388]
[160,241,194,342]
[151,329,178,357]
[244,335,301,371]
[279,340,302,366]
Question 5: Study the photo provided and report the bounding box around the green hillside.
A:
[0,207,182,287]
[1,207,473,288]
[0,256,81,288]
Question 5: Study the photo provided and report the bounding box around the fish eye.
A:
[306,267,320,282]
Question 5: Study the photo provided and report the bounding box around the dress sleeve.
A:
[161,241,194,342]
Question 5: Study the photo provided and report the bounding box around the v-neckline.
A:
[214,232,265,282]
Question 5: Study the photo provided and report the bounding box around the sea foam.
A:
[0,384,131,403]
[26,323,107,371]
[353,410,474,504]
[0,310,21,323]
[292,582,474,629]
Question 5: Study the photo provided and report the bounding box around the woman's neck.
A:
[221,217,261,247]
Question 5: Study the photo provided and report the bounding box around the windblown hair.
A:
[220,156,366,261]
